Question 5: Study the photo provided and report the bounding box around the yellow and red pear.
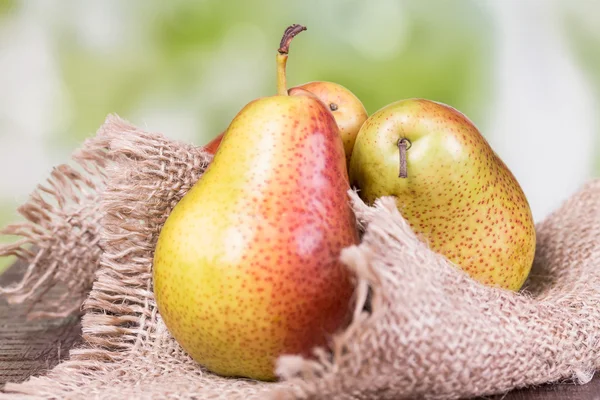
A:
[153,25,358,381]
[295,81,368,164]
[349,98,536,291]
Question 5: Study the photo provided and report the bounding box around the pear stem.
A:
[276,53,289,96]
[398,138,410,178]
[276,24,307,96]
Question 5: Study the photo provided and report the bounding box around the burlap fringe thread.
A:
[1,114,599,399]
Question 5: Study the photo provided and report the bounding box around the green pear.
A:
[349,98,536,291]
[153,25,359,381]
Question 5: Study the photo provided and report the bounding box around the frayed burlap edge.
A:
[0,131,109,318]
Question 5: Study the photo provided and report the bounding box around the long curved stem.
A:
[276,24,306,96]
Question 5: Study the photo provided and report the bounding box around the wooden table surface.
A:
[0,261,598,399]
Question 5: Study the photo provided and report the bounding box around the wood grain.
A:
[0,261,597,398]
[0,260,81,388]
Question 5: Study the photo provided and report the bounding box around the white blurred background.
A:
[1,0,599,271]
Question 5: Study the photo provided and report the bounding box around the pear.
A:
[295,81,368,164]
[203,131,225,154]
[204,83,368,165]
[349,98,536,291]
[153,25,359,381]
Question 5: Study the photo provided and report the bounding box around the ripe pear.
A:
[153,25,359,381]
[296,81,368,164]
[349,98,536,291]
[204,81,368,165]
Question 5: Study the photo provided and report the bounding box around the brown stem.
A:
[398,138,410,178]
[276,24,307,96]
[278,24,307,54]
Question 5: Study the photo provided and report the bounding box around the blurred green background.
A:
[1,0,600,273]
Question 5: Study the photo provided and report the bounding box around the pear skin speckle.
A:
[349,98,536,291]
[153,93,358,381]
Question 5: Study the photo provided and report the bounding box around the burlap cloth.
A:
[1,115,599,399]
